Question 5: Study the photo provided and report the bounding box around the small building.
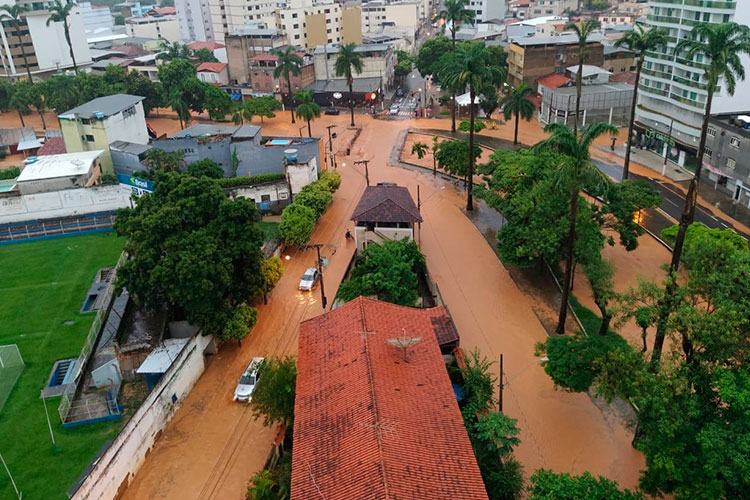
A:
[703,112,750,206]
[59,94,149,175]
[312,43,395,89]
[0,127,37,155]
[187,41,226,63]
[247,52,315,97]
[15,150,104,195]
[136,338,189,391]
[196,62,229,85]
[566,64,612,85]
[126,11,180,43]
[603,45,635,74]
[538,76,633,127]
[291,296,486,500]
[350,183,423,253]
[225,27,288,85]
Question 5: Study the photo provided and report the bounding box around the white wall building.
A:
[635,0,737,160]
[126,14,180,42]
[79,2,115,33]
[16,150,103,195]
[467,0,506,23]
[527,0,576,19]
[362,1,421,35]
[176,0,215,42]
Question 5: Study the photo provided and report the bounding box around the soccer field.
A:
[0,233,124,500]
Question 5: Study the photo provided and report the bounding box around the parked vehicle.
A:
[233,357,264,402]
[299,267,321,291]
[390,104,400,115]
[396,87,404,97]
[325,107,340,115]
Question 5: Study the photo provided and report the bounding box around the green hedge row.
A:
[218,173,286,188]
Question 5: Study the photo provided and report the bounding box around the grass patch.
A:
[259,221,280,243]
[0,233,124,500]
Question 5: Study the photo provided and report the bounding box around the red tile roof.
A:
[36,137,66,156]
[187,41,225,51]
[150,7,175,15]
[351,184,423,224]
[610,71,637,85]
[536,73,573,89]
[251,53,279,62]
[196,62,227,73]
[292,297,488,500]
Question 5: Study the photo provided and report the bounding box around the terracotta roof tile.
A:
[36,137,67,156]
[536,73,573,89]
[196,62,227,73]
[351,185,423,224]
[187,41,225,51]
[610,71,637,85]
[291,297,487,500]
[251,53,279,62]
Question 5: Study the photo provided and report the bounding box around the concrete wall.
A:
[0,185,132,224]
[127,17,181,43]
[26,8,92,73]
[228,179,291,213]
[341,6,363,44]
[70,334,215,500]
[305,13,328,47]
[354,225,414,253]
[508,42,604,87]
[287,157,318,195]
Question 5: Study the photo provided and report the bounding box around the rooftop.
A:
[351,184,423,223]
[196,62,227,73]
[59,94,145,119]
[110,140,152,155]
[169,124,239,138]
[17,151,104,182]
[36,137,67,156]
[510,33,605,47]
[187,41,225,51]
[609,71,636,85]
[291,297,487,500]
[547,81,634,95]
[313,43,389,55]
[567,64,612,77]
[136,339,189,374]
[537,73,573,89]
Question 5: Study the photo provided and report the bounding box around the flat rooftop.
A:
[17,151,104,182]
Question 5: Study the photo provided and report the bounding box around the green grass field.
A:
[0,233,124,500]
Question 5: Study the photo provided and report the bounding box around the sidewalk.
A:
[601,145,693,182]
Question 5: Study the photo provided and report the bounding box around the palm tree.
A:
[46,0,77,74]
[615,23,668,180]
[433,0,475,133]
[650,22,750,365]
[294,90,321,137]
[157,41,191,61]
[8,81,29,127]
[564,19,600,133]
[231,100,249,125]
[0,4,32,82]
[273,47,303,124]
[431,135,440,175]
[440,42,503,211]
[500,83,536,145]
[167,90,190,129]
[535,122,618,334]
[411,141,428,160]
[334,43,363,127]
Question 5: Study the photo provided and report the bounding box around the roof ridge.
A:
[382,189,421,219]
[359,297,392,499]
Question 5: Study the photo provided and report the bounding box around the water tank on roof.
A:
[284,148,298,163]
[94,112,105,119]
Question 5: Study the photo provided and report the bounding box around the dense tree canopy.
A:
[249,356,297,428]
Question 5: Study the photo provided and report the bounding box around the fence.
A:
[0,344,24,413]
[0,212,117,244]
[58,252,127,423]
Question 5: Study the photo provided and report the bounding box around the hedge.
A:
[218,173,286,188]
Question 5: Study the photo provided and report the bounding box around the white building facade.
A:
[126,14,181,42]
[176,0,215,42]
[467,0,506,23]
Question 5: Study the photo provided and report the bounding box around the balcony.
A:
[675,56,710,71]
[672,75,719,92]
[651,0,735,8]
[642,67,673,80]
[670,93,705,109]
[647,14,682,24]
[639,83,670,97]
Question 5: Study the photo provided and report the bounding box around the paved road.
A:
[593,157,750,240]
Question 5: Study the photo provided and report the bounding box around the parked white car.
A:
[390,104,400,115]
[234,357,264,402]
[299,267,320,291]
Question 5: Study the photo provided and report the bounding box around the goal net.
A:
[0,345,24,413]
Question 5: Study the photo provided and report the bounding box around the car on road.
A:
[396,87,404,97]
[233,357,264,402]
[299,267,321,291]
[389,104,400,115]
[325,107,340,115]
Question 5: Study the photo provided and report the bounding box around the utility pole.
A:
[299,243,327,309]
[354,160,370,186]
[662,118,675,177]
[326,124,336,154]
[498,353,504,413]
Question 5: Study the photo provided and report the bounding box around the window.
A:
[726,157,736,170]
[261,194,271,202]
[85,134,95,142]
[730,136,741,148]
[707,127,716,137]
[81,118,91,125]
[704,146,713,158]
[122,106,136,118]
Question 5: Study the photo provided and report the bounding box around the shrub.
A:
[318,171,341,192]
[100,173,118,185]
[187,159,224,179]
[218,174,286,188]
[279,203,316,246]
[0,166,21,180]
[295,182,332,220]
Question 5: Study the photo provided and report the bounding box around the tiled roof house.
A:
[291,297,487,500]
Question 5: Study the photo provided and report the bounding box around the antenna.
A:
[386,328,422,362]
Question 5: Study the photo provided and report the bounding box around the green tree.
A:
[458,120,487,133]
[563,19,600,133]
[431,135,440,175]
[143,148,186,175]
[273,47,303,123]
[193,48,218,62]
[124,71,162,115]
[158,41,192,61]
[411,141,428,159]
[528,470,644,499]
[534,122,617,334]
[614,23,668,179]
[245,96,282,123]
[167,88,190,129]
[27,80,49,130]
[46,0,77,73]
[337,239,425,306]
[433,0,475,132]
[187,158,223,178]
[660,222,747,268]
[231,100,253,125]
[8,81,30,127]
[259,256,284,304]
[38,74,79,112]
[249,356,297,428]
[223,304,259,344]
[415,36,452,81]
[293,90,321,137]
[440,42,503,211]
[434,139,481,178]
[158,59,205,113]
[318,171,341,192]
[294,181,332,220]
[279,203,316,246]
[114,13,124,25]
[203,84,233,121]
[246,470,277,500]
[114,172,266,343]
[651,22,750,365]
[582,257,615,335]
[333,42,364,127]
[500,83,535,145]
[0,4,32,82]
[479,85,500,119]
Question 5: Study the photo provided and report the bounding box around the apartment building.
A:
[527,0,575,18]
[362,0,421,35]
[126,9,180,43]
[702,113,750,205]
[245,51,315,92]
[634,0,737,165]
[225,25,286,84]
[507,33,605,87]
[0,7,92,81]
[79,2,115,33]
[466,0,506,23]
[176,0,215,42]
[313,43,394,86]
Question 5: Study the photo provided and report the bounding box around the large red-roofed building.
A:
[291,297,488,500]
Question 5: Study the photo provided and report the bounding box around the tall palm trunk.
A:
[307,118,312,137]
[14,20,32,82]
[556,188,579,334]
[450,32,457,133]
[349,78,355,127]
[63,21,78,73]
[622,58,643,180]
[514,109,520,145]
[466,87,476,211]
[37,108,46,130]
[286,71,295,123]
[574,64,582,133]
[651,87,715,364]
[16,109,24,127]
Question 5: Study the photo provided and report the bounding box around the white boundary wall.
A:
[0,186,133,224]
[71,334,215,500]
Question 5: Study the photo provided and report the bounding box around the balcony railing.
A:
[639,84,670,97]
[670,93,705,109]
[671,75,719,92]
[642,67,673,80]
[651,0,735,8]
[647,14,682,24]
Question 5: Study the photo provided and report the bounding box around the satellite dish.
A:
[386,329,422,362]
